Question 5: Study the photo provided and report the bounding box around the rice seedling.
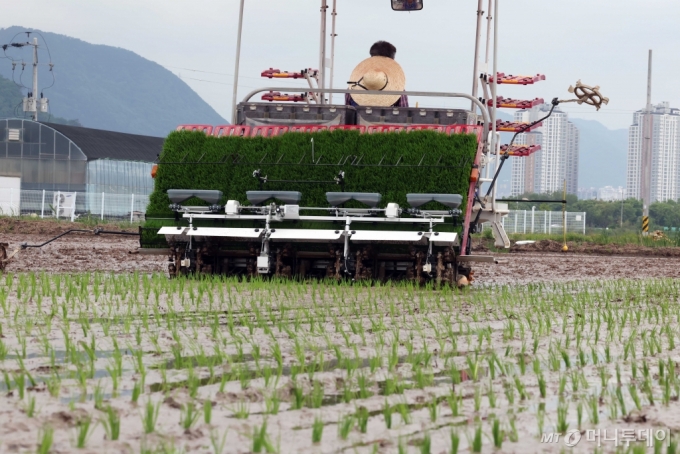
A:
[252,421,275,453]
[470,425,483,453]
[356,406,369,433]
[37,426,54,454]
[203,399,212,424]
[22,394,37,417]
[491,417,503,448]
[93,381,105,411]
[233,400,250,419]
[450,429,460,454]
[338,415,355,440]
[180,402,200,430]
[13,372,25,399]
[101,406,120,441]
[131,380,142,403]
[428,398,438,422]
[311,416,324,443]
[396,401,411,425]
[536,406,545,437]
[556,401,569,433]
[75,415,95,448]
[141,400,160,434]
[473,385,482,411]
[587,394,600,424]
[420,432,431,454]
[210,428,228,454]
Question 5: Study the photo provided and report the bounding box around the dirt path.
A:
[475,253,680,286]
[0,233,166,274]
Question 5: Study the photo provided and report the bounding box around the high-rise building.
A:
[627,102,680,202]
[509,104,580,196]
[597,186,626,201]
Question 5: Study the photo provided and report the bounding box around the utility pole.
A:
[640,50,653,234]
[620,188,624,228]
[4,35,49,121]
[30,38,38,121]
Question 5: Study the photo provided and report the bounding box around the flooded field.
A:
[1,272,680,453]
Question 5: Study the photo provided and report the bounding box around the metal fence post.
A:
[101,192,105,221]
[583,212,586,234]
[41,190,45,218]
[9,188,13,216]
[523,210,526,234]
[70,192,77,222]
[56,191,60,219]
[130,193,135,223]
[548,211,552,234]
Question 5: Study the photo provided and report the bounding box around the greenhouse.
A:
[0,118,163,218]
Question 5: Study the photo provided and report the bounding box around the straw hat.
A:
[347,56,406,107]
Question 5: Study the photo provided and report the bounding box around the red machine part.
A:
[445,125,483,142]
[176,124,213,135]
[487,97,544,109]
[367,125,406,134]
[289,125,328,133]
[176,124,485,138]
[262,91,307,102]
[250,126,289,137]
[329,125,367,133]
[495,120,542,133]
[260,68,318,79]
[489,73,546,85]
[406,125,445,132]
[213,125,251,137]
[500,144,542,157]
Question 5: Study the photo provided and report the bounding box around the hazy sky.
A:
[2,0,679,130]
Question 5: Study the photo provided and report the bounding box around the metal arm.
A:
[482,97,559,199]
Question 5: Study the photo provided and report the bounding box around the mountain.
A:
[569,118,628,188]
[0,26,226,137]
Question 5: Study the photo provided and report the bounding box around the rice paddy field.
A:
[1,273,680,453]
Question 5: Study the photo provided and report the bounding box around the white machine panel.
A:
[430,232,459,246]
[187,227,263,238]
[350,231,426,243]
[269,229,343,241]
[158,227,188,235]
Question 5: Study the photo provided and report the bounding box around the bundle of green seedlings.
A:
[142,129,478,246]
[1,272,680,452]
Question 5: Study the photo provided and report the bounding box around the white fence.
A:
[490,210,586,235]
[0,190,589,231]
[0,188,150,223]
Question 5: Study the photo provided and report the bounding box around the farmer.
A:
[345,40,408,108]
